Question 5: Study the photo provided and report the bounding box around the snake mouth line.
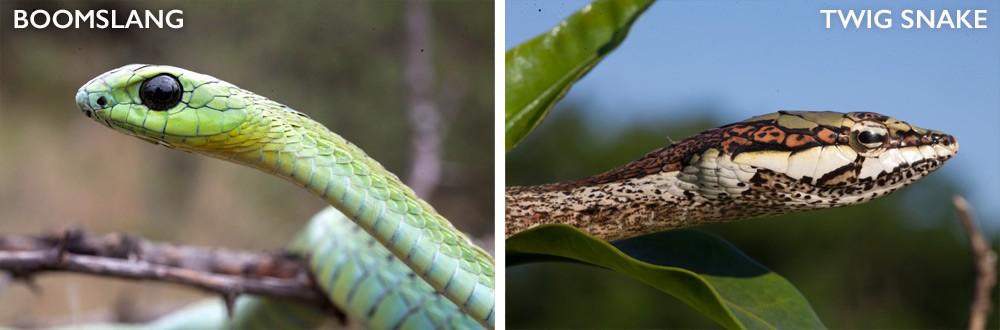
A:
[88,106,240,145]
[88,111,179,148]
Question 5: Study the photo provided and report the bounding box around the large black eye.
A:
[140,74,182,111]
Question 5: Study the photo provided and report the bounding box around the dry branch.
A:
[0,227,342,321]
[953,195,997,330]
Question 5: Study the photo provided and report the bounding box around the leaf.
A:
[504,0,655,151]
[507,225,826,329]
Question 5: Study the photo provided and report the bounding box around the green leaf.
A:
[507,225,826,329]
[504,0,655,151]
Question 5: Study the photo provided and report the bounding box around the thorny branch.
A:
[0,227,343,321]
[953,195,997,330]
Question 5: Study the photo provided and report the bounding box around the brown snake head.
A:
[506,111,959,240]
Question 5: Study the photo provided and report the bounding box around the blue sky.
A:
[507,1,1000,229]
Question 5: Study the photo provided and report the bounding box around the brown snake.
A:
[506,111,958,241]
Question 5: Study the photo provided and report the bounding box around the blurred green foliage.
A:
[0,1,491,325]
[504,0,653,151]
[506,104,998,328]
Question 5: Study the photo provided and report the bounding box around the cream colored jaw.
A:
[731,144,955,185]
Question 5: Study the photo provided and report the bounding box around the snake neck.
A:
[202,106,495,327]
[505,169,809,242]
[507,173,688,241]
[504,152,802,242]
[505,131,726,241]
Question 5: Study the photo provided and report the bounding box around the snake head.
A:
[726,111,958,185]
[75,64,257,151]
[705,111,959,208]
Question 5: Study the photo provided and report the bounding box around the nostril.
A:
[939,135,959,151]
[96,96,107,108]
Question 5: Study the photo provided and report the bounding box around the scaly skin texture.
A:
[76,64,494,328]
[289,207,482,329]
[507,111,958,241]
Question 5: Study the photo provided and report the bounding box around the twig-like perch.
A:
[0,227,342,321]
[952,195,997,330]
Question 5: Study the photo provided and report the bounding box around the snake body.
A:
[288,207,484,328]
[507,111,958,241]
[75,64,493,328]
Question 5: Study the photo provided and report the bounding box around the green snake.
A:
[506,111,958,240]
[75,64,494,328]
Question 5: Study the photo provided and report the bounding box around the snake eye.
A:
[857,131,883,146]
[140,74,182,111]
[851,122,888,151]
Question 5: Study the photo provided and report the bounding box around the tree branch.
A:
[404,0,443,199]
[952,195,997,330]
[0,227,342,321]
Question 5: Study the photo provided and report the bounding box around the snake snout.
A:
[943,135,958,152]
[75,90,94,118]
[935,133,959,154]
[75,88,113,119]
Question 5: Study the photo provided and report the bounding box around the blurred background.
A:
[0,1,492,327]
[507,1,998,328]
